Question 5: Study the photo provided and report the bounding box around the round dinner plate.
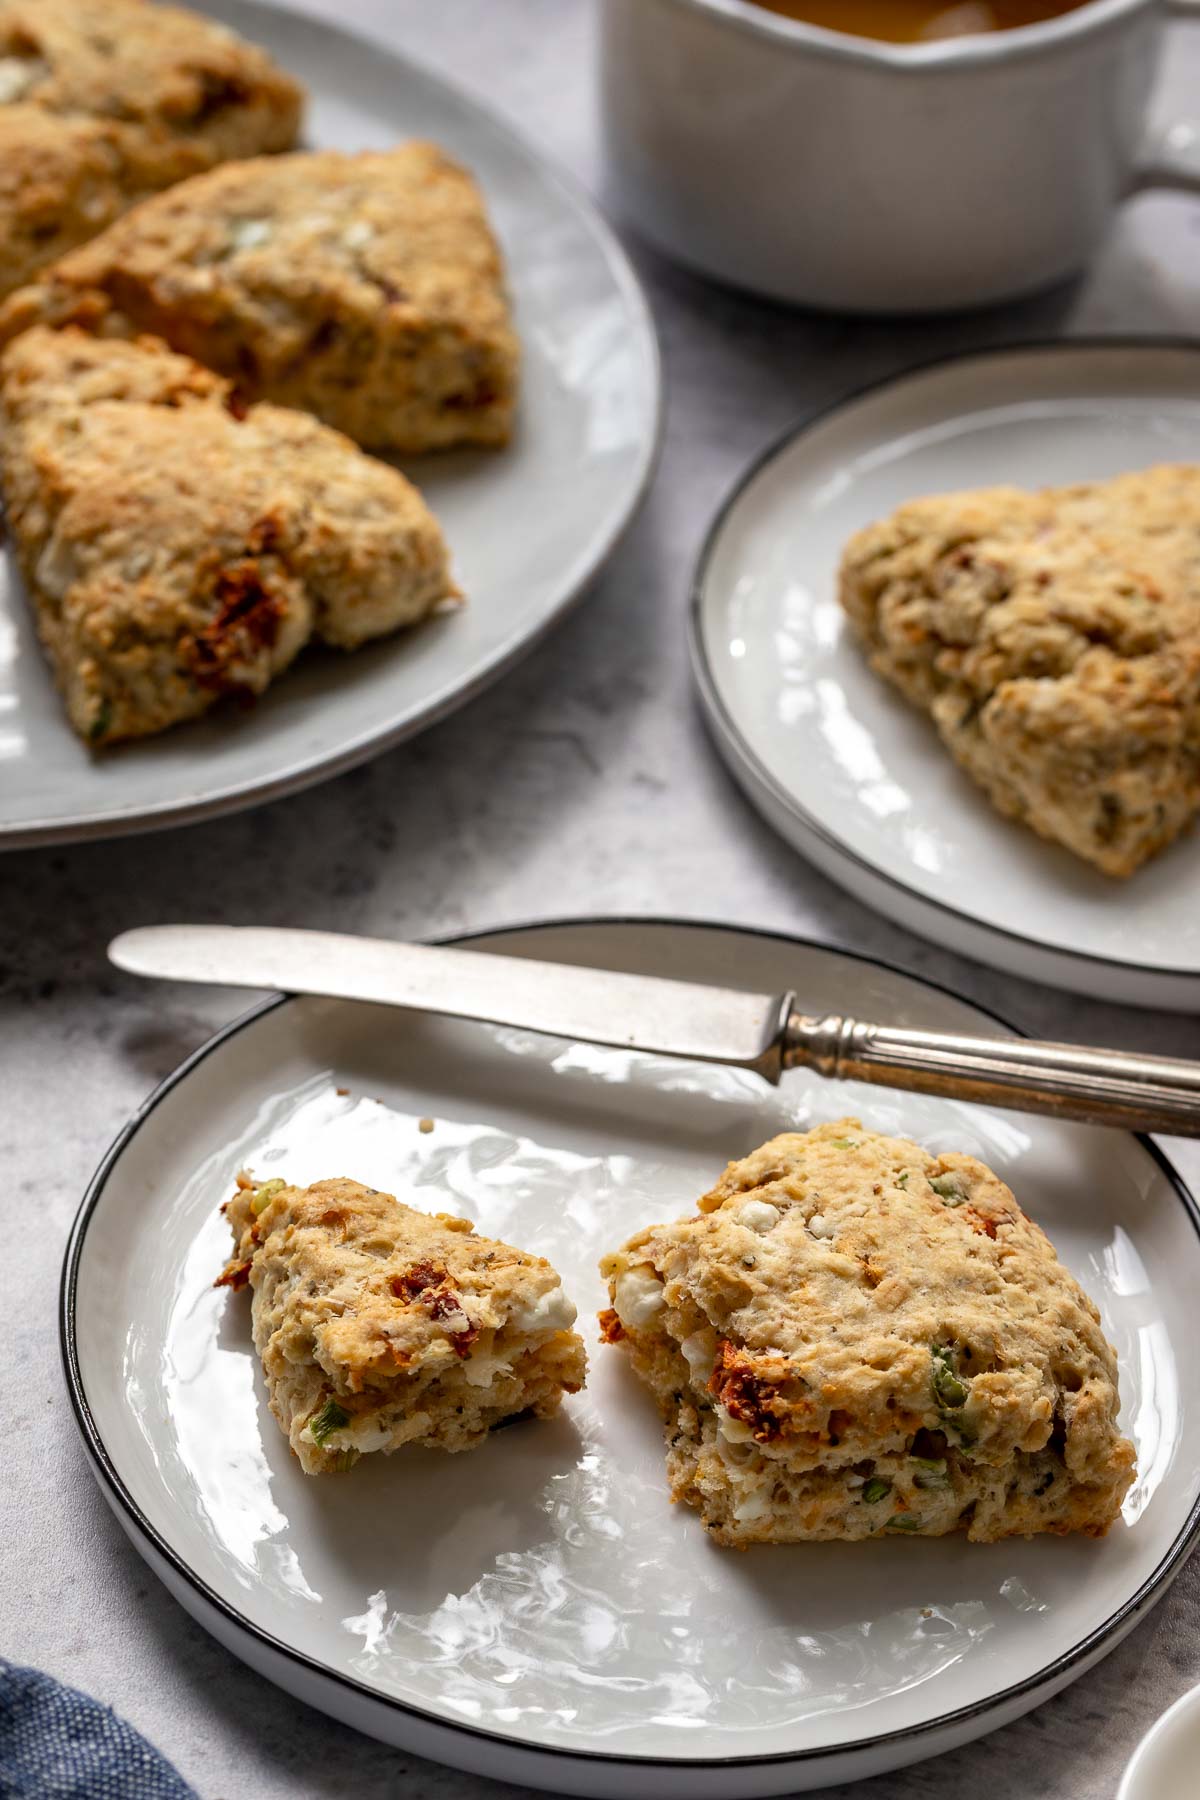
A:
[1119,1682,1200,1800]
[0,0,660,849]
[63,919,1200,1798]
[690,342,1200,1010]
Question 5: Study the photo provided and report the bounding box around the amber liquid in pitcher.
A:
[744,0,1091,41]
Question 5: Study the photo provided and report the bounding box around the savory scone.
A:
[600,1120,1134,1546]
[838,466,1200,877]
[0,142,519,453]
[0,326,457,745]
[218,1174,587,1474]
[0,0,302,300]
[0,108,135,305]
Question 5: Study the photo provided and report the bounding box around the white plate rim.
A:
[653,0,1145,70]
[58,916,1200,1777]
[4,0,663,852]
[1117,1680,1200,1800]
[688,338,1200,989]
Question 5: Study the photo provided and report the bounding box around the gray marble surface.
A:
[4,0,1200,1794]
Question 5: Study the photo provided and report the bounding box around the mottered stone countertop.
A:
[3,1,1200,1795]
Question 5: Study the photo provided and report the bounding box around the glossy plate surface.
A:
[63,921,1200,1796]
[0,0,659,848]
[691,343,1200,1009]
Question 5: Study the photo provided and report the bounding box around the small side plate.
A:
[62,920,1200,1797]
[690,342,1200,1009]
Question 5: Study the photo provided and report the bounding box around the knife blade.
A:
[108,924,1200,1134]
[109,924,792,1079]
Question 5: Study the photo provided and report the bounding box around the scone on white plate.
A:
[600,1120,1135,1546]
[0,0,302,300]
[838,466,1200,878]
[0,142,519,453]
[219,1174,587,1474]
[0,326,457,745]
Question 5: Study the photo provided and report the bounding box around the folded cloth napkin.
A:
[0,1660,196,1798]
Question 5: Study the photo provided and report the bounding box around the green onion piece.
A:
[861,1477,892,1504]
[309,1398,351,1446]
[931,1346,969,1409]
[912,1457,950,1489]
[895,1171,910,1188]
[88,700,114,743]
[885,1514,921,1531]
[250,1178,286,1216]
[331,1450,357,1473]
[831,1137,858,1150]
[930,1173,967,1205]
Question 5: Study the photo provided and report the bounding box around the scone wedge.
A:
[219,1175,587,1474]
[839,467,1200,877]
[0,0,302,301]
[0,142,519,453]
[0,326,457,745]
[600,1120,1135,1546]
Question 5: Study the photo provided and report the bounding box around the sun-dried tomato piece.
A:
[708,1340,785,1443]
[391,1263,477,1355]
[390,1260,446,1303]
[184,558,287,691]
[214,1258,251,1291]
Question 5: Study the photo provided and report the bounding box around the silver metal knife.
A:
[109,924,1200,1136]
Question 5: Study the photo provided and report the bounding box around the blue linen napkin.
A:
[0,1660,196,1798]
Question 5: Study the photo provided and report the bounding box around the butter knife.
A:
[109,925,1200,1136]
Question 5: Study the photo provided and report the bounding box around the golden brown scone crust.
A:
[220,1175,587,1475]
[0,0,302,299]
[600,1120,1134,1546]
[0,325,457,745]
[838,466,1200,877]
[1,142,519,453]
[0,108,131,303]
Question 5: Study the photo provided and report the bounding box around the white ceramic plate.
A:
[0,0,660,849]
[690,343,1200,1010]
[63,919,1200,1798]
[1119,1683,1200,1800]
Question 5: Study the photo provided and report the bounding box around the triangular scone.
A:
[839,468,1200,877]
[219,1175,587,1475]
[0,0,302,300]
[0,326,457,745]
[0,142,519,453]
[600,1120,1135,1546]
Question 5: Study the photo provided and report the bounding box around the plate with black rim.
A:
[690,341,1200,1011]
[0,0,660,849]
[62,918,1200,1797]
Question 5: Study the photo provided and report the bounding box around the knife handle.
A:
[782,1011,1200,1136]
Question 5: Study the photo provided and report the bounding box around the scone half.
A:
[219,1175,587,1474]
[600,1120,1135,1546]
[0,142,519,453]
